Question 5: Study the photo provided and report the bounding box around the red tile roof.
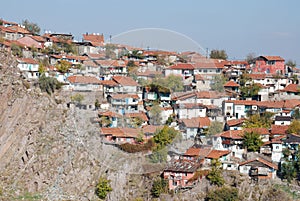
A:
[259,56,284,61]
[184,147,211,157]
[100,127,140,138]
[125,112,148,121]
[181,117,211,128]
[168,63,194,70]
[216,130,243,139]
[196,91,227,99]
[224,81,240,87]
[83,33,104,43]
[67,75,102,84]
[206,150,230,159]
[244,127,269,135]
[17,58,38,64]
[100,80,118,86]
[282,84,299,93]
[142,125,163,134]
[271,125,288,135]
[99,110,122,118]
[247,73,266,80]
[112,76,139,86]
[239,157,278,170]
[225,100,258,106]
[111,94,139,99]
[226,118,245,127]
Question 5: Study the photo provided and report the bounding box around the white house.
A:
[238,158,278,179]
[174,103,207,119]
[17,58,39,79]
[66,75,102,91]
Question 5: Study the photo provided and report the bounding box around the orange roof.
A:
[99,110,122,118]
[225,100,258,106]
[247,73,266,80]
[17,58,38,64]
[95,59,126,67]
[271,125,288,135]
[111,93,139,99]
[184,147,211,157]
[100,127,140,138]
[224,80,240,87]
[4,25,31,34]
[226,118,244,127]
[193,59,224,69]
[82,33,104,43]
[100,80,118,86]
[196,91,227,99]
[17,58,39,64]
[239,157,278,170]
[206,150,230,159]
[244,127,269,135]
[142,125,163,134]
[216,130,243,139]
[125,112,148,121]
[168,63,194,70]
[112,76,138,86]
[67,75,102,84]
[259,56,284,61]
[181,117,210,128]
[282,84,299,93]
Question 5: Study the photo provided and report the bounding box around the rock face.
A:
[0,50,157,200]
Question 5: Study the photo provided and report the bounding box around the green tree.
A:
[280,162,297,183]
[99,116,112,127]
[95,177,113,200]
[206,186,238,201]
[149,104,162,125]
[150,177,167,198]
[22,19,40,35]
[95,99,100,109]
[105,44,117,59]
[148,147,168,163]
[245,52,256,64]
[286,60,297,68]
[207,121,224,136]
[153,126,178,150]
[240,83,262,99]
[211,74,226,92]
[242,131,263,152]
[287,120,300,135]
[56,60,71,73]
[38,74,62,95]
[207,159,224,186]
[152,74,184,92]
[210,49,228,60]
[11,43,23,57]
[243,112,273,128]
[70,93,84,105]
[292,108,300,120]
[131,116,144,128]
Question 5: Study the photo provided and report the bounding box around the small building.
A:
[66,75,102,91]
[163,159,202,190]
[17,58,39,79]
[253,56,285,75]
[239,158,278,180]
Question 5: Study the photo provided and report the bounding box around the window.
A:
[203,69,207,73]
[173,180,177,186]
[276,146,279,149]
[266,60,275,65]
[236,106,242,110]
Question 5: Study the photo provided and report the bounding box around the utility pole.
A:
[206,48,209,59]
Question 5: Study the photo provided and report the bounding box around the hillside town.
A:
[1,18,300,198]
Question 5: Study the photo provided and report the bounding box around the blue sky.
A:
[1,0,299,65]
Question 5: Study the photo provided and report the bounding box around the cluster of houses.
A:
[1,18,300,191]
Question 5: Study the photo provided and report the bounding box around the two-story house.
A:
[17,58,39,79]
[253,56,285,75]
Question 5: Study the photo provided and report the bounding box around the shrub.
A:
[119,139,155,153]
[95,177,112,200]
[150,177,167,198]
[206,186,238,201]
[38,74,62,94]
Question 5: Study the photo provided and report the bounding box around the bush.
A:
[95,177,112,200]
[38,74,62,95]
[119,139,155,153]
[150,177,167,198]
[206,186,238,201]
